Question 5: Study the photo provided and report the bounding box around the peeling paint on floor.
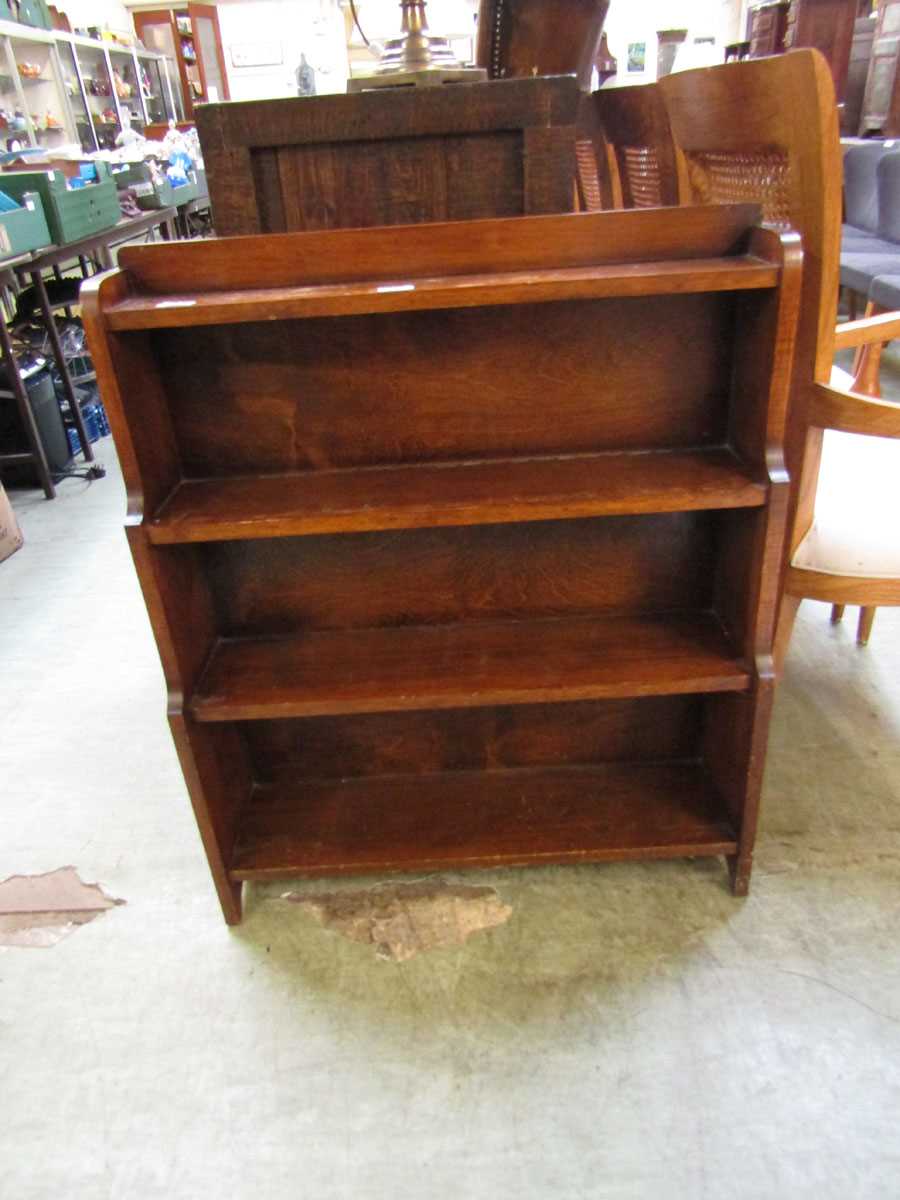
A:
[0,866,124,948]
[283,880,513,962]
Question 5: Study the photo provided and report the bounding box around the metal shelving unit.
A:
[0,22,74,153]
[0,21,184,156]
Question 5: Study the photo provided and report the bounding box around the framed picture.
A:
[627,42,646,72]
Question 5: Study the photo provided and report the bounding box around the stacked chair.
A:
[838,147,900,395]
[578,51,900,648]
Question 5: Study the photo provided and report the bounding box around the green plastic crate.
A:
[0,161,120,246]
[193,167,208,204]
[113,162,198,210]
[0,190,51,258]
[112,162,178,210]
[171,174,198,207]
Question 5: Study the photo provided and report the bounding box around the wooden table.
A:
[13,208,178,486]
[0,250,56,498]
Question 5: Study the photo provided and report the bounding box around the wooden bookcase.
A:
[82,204,801,925]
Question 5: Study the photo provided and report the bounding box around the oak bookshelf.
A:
[83,204,801,924]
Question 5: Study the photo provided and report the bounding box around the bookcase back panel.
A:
[153,294,734,474]
[203,513,717,634]
[242,694,705,782]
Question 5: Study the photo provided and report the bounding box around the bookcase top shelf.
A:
[103,256,779,331]
[93,201,782,331]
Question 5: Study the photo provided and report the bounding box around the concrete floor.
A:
[1,440,899,1199]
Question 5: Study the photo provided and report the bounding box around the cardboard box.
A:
[0,480,23,564]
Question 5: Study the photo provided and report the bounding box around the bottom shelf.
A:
[230,762,738,879]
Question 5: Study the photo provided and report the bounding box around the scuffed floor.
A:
[1,439,899,1198]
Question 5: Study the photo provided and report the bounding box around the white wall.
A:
[215,0,348,98]
[215,0,476,102]
[64,0,132,36]
[110,0,749,104]
[601,0,748,86]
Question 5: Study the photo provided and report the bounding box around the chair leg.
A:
[831,604,845,624]
[847,290,858,321]
[857,607,876,646]
[774,594,802,677]
[849,302,888,398]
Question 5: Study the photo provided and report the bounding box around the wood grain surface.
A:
[191,612,749,722]
[231,763,738,878]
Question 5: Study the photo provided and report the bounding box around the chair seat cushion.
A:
[842,223,879,251]
[791,422,900,579]
[869,273,900,310]
[840,246,900,294]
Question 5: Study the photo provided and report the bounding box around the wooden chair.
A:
[592,84,683,210]
[574,91,619,211]
[475,0,609,88]
[195,76,579,237]
[660,49,900,650]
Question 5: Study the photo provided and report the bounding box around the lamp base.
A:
[347,66,488,92]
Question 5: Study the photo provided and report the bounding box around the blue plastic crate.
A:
[66,398,109,453]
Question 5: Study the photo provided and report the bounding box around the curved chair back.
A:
[660,51,844,658]
[844,142,889,234]
[591,83,683,209]
[875,150,900,243]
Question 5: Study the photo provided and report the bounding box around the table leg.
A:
[0,315,54,499]
[29,267,94,464]
[51,263,74,319]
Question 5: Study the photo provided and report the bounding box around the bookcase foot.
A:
[219,880,243,925]
[727,853,752,897]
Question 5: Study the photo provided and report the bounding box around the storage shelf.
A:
[230,762,738,879]
[103,255,780,330]
[148,447,767,543]
[190,612,749,723]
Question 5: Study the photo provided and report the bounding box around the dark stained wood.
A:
[859,0,900,134]
[83,204,799,921]
[155,296,735,474]
[843,15,875,134]
[475,0,610,87]
[147,448,767,543]
[195,77,579,237]
[202,514,718,634]
[230,763,738,879]
[191,613,750,723]
[115,203,764,296]
[592,84,684,209]
[104,257,779,331]
[244,695,705,782]
[747,1,790,55]
[784,0,858,103]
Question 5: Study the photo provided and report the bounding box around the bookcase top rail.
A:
[111,203,766,295]
[103,255,779,331]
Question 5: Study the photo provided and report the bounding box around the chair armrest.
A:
[833,311,900,350]
[810,381,900,439]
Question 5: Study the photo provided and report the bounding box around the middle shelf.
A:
[190,611,750,722]
[148,447,767,543]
